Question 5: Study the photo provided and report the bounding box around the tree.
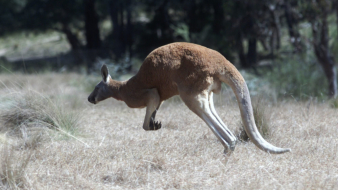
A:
[301,0,337,98]
[85,0,101,50]
[229,0,283,68]
[108,0,126,61]
[15,0,107,70]
[283,0,304,52]
[15,0,84,51]
[0,1,24,36]
[84,0,102,70]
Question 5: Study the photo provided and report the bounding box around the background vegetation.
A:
[0,0,338,99]
[0,1,338,189]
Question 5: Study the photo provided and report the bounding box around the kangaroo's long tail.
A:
[219,68,291,154]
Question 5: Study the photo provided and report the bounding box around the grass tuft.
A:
[238,99,270,141]
[330,97,338,108]
[253,100,270,138]
[1,90,81,141]
[0,144,32,189]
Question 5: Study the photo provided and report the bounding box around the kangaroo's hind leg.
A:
[208,92,237,151]
[179,90,237,153]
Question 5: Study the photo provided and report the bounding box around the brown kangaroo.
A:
[88,42,290,154]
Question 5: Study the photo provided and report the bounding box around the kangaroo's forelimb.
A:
[148,106,162,130]
[142,88,162,130]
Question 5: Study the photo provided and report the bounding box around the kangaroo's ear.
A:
[101,65,109,82]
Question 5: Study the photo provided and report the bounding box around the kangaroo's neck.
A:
[109,75,149,108]
[107,79,126,101]
[108,75,143,101]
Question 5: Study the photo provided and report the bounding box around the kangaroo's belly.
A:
[156,80,180,101]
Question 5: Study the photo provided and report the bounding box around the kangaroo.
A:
[88,42,291,154]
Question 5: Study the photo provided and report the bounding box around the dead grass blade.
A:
[0,144,32,189]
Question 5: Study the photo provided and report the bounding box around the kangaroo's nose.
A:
[88,96,96,104]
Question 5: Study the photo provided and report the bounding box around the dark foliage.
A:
[0,0,337,97]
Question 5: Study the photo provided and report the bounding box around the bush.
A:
[267,53,328,99]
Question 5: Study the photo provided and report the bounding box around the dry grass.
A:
[0,73,338,189]
[238,98,271,141]
[330,97,338,109]
[0,89,82,145]
[0,144,32,189]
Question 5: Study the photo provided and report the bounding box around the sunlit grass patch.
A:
[0,134,7,144]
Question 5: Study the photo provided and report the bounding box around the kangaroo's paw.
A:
[229,140,237,151]
[149,121,162,130]
[223,140,237,154]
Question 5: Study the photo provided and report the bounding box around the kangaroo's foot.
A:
[222,139,237,154]
[149,120,162,130]
[229,140,237,151]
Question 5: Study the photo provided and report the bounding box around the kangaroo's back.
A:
[134,42,238,100]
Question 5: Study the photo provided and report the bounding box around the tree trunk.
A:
[153,0,173,44]
[335,0,338,39]
[61,24,82,50]
[125,0,133,71]
[211,0,224,35]
[59,23,84,67]
[187,0,197,42]
[245,13,257,68]
[247,37,257,67]
[319,56,338,98]
[85,0,101,49]
[284,0,303,52]
[84,0,101,71]
[237,32,248,68]
[119,2,126,57]
[268,5,281,51]
[311,11,338,98]
[314,43,338,98]
[109,0,125,61]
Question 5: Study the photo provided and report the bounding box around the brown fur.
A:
[88,42,290,154]
[121,42,243,103]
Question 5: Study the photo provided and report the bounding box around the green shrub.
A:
[267,53,328,99]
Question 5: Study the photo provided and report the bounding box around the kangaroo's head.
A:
[88,65,112,104]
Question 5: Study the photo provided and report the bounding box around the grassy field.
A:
[0,73,337,190]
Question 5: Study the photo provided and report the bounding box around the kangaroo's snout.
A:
[88,95,96,104]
